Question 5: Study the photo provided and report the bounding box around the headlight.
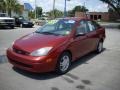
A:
[23,22,28,24]
[30,47,53,56]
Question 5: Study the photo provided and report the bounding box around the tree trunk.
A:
[8,10,11,17]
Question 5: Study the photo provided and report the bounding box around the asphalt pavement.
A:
[0,25,120,90]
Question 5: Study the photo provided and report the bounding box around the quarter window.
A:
[87,21,96,32]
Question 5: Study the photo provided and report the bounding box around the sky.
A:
[18,0,108,12]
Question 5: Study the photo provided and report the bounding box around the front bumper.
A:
[22,23,34,27]
[0,22,14,26]
[7,48,57,73]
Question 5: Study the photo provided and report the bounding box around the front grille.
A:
[9,58,32,68]
[13,48,29,55]
[5,20,14,22]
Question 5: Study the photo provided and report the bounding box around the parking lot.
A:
[0,25,120,90]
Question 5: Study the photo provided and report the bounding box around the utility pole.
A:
[35,0,37,19]
[64,0,70,17]
[53,0,55,19]
[64,0,67,17]
[83,0,88,18]
[84,2,86,16]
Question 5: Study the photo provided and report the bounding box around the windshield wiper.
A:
[35,31,51,34]
[43,32,61,36]
[36,31,60,36]
[41,32,55,35]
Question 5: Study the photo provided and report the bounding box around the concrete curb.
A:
[99,22,120,29]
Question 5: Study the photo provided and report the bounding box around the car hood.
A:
[0,17,14,20]
[13,33,68,53]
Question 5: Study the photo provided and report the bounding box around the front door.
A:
[69,20,90,60]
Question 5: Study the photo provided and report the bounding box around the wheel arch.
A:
[61,49,72,60]
[99,38,104,42]
[55,49,72,74]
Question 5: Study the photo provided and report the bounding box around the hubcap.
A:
[60,55,70,72]
[20,24,22,27]
[98,42,103,52]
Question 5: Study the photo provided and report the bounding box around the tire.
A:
[10,26,14,29]
[96,41,103,53]
[56,52,71,75]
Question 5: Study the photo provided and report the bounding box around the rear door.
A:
[86,20,99,51]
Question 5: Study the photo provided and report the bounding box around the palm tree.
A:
[4,0,21,17]
[48,9,63,18]
[14,3,22,15]
[0,0,6,12]
[73,6,88,13]
[69,5,88,16]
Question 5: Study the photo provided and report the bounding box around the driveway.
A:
[0,26,120,90]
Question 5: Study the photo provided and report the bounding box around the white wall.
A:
[11,10,29,19]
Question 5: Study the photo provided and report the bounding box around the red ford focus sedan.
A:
[7,17,105,74]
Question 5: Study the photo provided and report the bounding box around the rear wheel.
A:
[56,52,71,75]
[96,41,103,53]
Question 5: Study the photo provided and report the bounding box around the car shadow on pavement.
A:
[0,27,16,30]
[13,67,60,80]
[70,49,106,71]
[21,26,35,28]
[13,48,106,80]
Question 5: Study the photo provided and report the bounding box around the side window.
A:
[87,21,96,32]
[76,20,87,34]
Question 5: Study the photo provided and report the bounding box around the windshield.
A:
[0,13,7,17]
[35,19,76,36]
[19,18,27,22]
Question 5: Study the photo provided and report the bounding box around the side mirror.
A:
[76,32,86,37]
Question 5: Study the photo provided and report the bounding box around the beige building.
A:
[75,12,109,21]
[75,11,120,21]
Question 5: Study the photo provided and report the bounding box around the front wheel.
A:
[20,24,23,28]
[10,26,14,29]
[56,52,71,75]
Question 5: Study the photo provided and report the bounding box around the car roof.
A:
[61,17,90,21]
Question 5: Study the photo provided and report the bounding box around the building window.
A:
[90,15,93,20]
[94,15,97,20]
[98,15,102,19]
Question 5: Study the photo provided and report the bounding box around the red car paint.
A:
[7,18,105,73]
